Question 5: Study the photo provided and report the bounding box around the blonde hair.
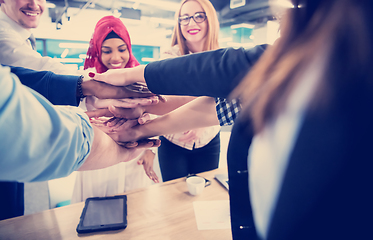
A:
[170,0,220,55]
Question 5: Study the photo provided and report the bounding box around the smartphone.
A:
[76,195,127,234]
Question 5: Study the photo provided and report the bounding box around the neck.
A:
[186,40,205,53]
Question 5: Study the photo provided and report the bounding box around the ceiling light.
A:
[144,16,175,26]
[219,37,233,43]
[46,3,56,8]
[230,23,255,29]
[271,0,294,8]
[59,43,89,49]
[129,0,179,12]
[61,49,69,58]
[56,58,84,63]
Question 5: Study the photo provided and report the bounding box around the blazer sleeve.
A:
[9,66,80,106]
[144,45,268,98]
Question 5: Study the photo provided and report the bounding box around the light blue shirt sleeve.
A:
[0,65,94,182]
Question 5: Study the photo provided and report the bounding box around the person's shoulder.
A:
[0,19,24,40]
[230,44,269,59]
[161,45,181,59]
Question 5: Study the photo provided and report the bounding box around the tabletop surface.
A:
[0,169,232,240]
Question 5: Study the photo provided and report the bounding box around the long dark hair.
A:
[230,0,373,132]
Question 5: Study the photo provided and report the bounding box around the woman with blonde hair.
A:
[170,0,219,54]
[157,0,223,182]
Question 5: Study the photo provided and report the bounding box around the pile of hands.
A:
[81,70,165,183]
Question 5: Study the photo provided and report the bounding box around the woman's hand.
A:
[85,97,155,119]
[85,96,166,119]
[90,117,138,134]
[90,65,146,86]
[137,149,159,183]
[176,128,204,143]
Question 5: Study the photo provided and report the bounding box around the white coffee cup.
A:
[186,176,210,196]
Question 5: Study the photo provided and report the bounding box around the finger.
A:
[137,159,144,165]
[139,139,161,148]
[114,118,127,128]
[138,113,151,125]
[103,117,115,125]
[119,141,138,148]
[93,99,115,109]
[109,106,144,119]
[95,98,147,109]
[149,170,159,183]
[90,71,126,86]
[106,117,126,127]
[85,95,97,107]
[152,139,161,147]
[89,118,108,125]
[158,95,167,103]
[110,119,138,132]
[135,141,155,149]
[85,108,114,118]
[92,80,156,99]
[152,173,159,183]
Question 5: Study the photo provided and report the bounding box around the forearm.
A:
[136,97,219,139]
[78,126,125,171]
[0,67,94,182]
[126,65,146,84]
[143,96,195,115]
[145,45,268,98]
[10,66,80,106]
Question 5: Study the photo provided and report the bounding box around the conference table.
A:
[0,169,232,240]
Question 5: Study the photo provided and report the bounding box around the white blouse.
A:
[161,45,221,150]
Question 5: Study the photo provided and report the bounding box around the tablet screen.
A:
[83,198,124,226]
[77,195,127,234]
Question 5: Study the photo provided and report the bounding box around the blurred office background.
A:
[25,0,284,214]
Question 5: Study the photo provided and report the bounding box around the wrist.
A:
[81,79,94,97]
[128,65,146,84]
[135,121,158,140]
[76,75,86,101]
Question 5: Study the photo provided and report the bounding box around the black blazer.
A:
[144,45,372,239]
[227,70,373,239]
[263,79,373,239]
[145,45,266,240]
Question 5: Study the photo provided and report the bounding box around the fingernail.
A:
[89,72,95,78]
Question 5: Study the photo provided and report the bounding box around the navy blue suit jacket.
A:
[9,66,80,106]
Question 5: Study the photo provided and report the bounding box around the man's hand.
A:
[90,117,139,135]
[85,97,157,119]
[118,138,161,149]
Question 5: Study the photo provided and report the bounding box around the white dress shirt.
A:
[0,11,73,75]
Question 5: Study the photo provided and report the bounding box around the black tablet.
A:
[76,195,127,234]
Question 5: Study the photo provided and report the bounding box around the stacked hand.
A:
[82,68,162,182]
